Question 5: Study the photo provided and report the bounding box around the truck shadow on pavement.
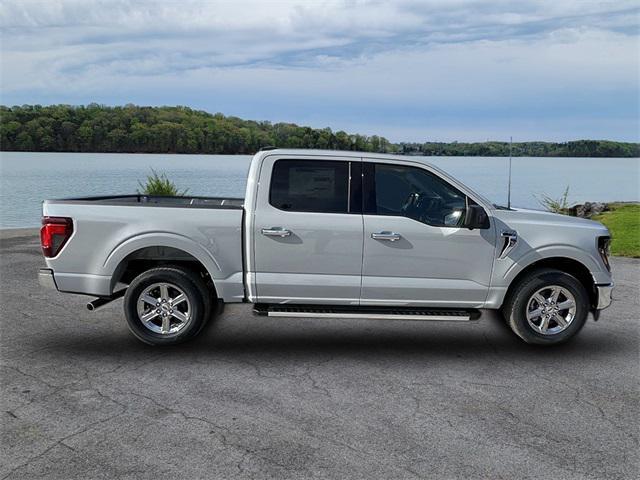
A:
[25,311,629,363]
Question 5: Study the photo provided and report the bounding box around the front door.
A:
[252,155,363,304]
[360,160,496,307]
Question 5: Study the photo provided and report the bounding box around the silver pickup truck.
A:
[39,149,613,346]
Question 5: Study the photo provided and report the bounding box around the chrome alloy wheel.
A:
[526,285,577,335]
[136,282,192,335]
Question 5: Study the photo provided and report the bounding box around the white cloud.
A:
[0,0,638,141]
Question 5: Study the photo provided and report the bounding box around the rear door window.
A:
[270,160,350,213]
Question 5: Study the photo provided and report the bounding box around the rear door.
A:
[360,159,496,307]
[252,155,363,304]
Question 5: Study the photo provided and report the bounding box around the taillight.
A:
[41,217,73,258]
[598,236,611,272]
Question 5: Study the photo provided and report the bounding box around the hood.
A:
[492,207,610,234]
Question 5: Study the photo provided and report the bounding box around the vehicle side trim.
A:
[266,311,472,321]
[54,272,112,297]
[254,304,481,321]
[596,283,613,310]
[44,195,244,209]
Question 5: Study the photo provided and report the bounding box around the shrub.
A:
[537,185,570,214]
[137,169,188,196]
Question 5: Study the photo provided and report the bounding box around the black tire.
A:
[123,266,213,345]
[502,268,589,345]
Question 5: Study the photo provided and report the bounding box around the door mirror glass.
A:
[463,204,489,230]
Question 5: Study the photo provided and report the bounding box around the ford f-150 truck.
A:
[39,149,613,346]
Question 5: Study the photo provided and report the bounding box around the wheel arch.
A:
[503,257,597,310]
[105,233,220,299]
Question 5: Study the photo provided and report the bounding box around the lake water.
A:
[0,152,638,228]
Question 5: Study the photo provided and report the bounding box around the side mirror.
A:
[464,205,489,230]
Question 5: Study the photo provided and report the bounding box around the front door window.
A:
[364,163,467,227]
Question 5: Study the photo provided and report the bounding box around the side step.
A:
[253,304,480,321]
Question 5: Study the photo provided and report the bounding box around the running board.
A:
[254,304,480,321]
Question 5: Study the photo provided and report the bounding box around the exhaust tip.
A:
[86,290,126,312]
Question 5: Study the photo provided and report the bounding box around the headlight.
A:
[598,236,611,272]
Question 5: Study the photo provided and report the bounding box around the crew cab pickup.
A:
[39,149,614,345]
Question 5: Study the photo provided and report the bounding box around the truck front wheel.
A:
[502,268,589,345]
[123,266,212,345]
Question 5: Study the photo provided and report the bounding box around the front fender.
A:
[502,244,606,285]
[485,244,610,309]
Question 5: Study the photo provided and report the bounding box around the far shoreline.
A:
[1,150,639,159]
[3,105,639,158]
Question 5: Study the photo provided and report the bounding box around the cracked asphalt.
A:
[1,228,638,479]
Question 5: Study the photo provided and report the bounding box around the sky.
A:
[1,0,639,142]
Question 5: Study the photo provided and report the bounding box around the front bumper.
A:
[38,268,58,290]
[595,283,614,310]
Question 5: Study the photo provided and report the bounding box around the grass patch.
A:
[593,203,640,258]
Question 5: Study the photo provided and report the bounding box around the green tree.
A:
[0,104,638,157]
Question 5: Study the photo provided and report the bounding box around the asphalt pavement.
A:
[1,229,638,479]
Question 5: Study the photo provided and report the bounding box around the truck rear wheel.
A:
[502,268,589,345]
[123,266,212,345]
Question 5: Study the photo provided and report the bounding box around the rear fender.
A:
[104,232,221,292]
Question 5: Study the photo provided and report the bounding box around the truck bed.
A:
[44,194,244,209]
[41,194,245,300]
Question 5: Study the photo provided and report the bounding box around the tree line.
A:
[1,104,638,157]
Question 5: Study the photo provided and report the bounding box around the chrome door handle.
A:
[261,227,291,237]
[371,231,401,242]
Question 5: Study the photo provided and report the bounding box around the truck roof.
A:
[254,148,431,164]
